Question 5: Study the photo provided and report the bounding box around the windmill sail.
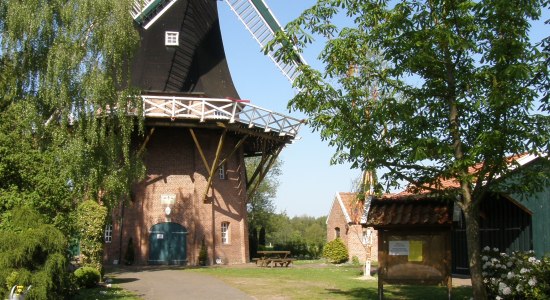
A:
[223,0,306,84]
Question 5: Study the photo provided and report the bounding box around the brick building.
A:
[326,192,378,263]
[103,0,301,266]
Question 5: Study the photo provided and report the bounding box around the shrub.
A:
[77,200,107,275]
[74,267,101,289]
[0,207,70,299]
[481,247,550,299]
[198,238,208,265]
[352,256,360,266]
[322,238,349,264]
[124,237,135,265]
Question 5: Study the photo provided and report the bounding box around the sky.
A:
[216,1,549,218]
[217,0,359,218]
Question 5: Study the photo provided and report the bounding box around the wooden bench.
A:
[255,251,294,268]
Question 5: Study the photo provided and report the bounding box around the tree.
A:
[0,1,143,232]
[245,157,281,233]
[270,1,549,298]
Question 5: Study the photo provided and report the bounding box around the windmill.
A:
[104,0,303,266]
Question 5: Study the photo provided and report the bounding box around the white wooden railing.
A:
[131,0,178,29]
[141,95,303,137]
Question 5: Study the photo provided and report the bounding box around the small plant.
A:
[198,238,208,266]
[74,266,100,289]
[352,256,360,266]
[322,238,349,264]
[481,247,550,299]
[124,237,135,265]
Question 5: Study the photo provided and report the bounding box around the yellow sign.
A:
[408,240,423,262]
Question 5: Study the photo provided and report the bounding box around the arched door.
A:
[149,222,187,265]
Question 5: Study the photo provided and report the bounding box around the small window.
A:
[165,31,179,46]
[221,222,230,244]
[335,227,340,238]
[104,224,113,243]
[218,163,226,180]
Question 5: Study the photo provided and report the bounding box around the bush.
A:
[0,207,70,299]
[124,237,135,265]
[77,200,107,274]
[352,256,360,266]
[198,238,208,265]
[481,247,550,299]
[322,238,349,264]
[74,267,100,289]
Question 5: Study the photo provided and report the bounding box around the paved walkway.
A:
[107,267,253,300]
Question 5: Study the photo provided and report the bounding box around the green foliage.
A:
[245,157,280,233]
[0,0,145,237]
[74,267,101,289]
[323,238,349,264]
[351,256,360,266]
[266,214,327,259]
[124,237,135,266]
[0,207,70,299]
[269,0,548,298]
[77,200,107,274]
[198,238,208,266]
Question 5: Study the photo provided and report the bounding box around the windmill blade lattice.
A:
[224,0,305,84]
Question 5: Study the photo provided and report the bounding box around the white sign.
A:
[156,233,164,239]
[160,194,176,205]
[389,241,410,255]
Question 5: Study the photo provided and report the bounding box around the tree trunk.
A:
[462,198,487,300]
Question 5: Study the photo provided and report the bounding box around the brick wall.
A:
[326,198,348,245]
[104,127,249,265]
[326,195,379,263]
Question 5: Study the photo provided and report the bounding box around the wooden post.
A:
[217,135,247,168]
[247,147,282,199]
[137,127,156,155]
[202,129,227,202]
[189,128,211,174]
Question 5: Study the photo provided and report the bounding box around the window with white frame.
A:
[165,31,179,46]
[104,224,113,243]
[218,163,226,180]
[221,222,230,244]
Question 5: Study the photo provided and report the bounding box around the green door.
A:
[149,222,187,265]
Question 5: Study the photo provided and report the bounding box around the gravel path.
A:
[107,266,253,300]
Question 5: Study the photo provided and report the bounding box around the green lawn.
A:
[69,278,140,300]
[189,261,472,300]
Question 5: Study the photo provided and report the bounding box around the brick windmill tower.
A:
[103,0,303,265]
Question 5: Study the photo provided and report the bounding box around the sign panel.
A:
[408,240,423,261]
[161,194,176,205]
[389,240,409,255]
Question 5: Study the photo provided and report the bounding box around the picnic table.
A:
[254,250,295,268]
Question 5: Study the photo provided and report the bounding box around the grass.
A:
[188,260,473,300]
[69,278,140,300]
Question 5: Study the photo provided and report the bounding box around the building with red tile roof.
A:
[326,192,378,263]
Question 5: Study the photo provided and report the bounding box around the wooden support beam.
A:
[202,129,228,202]
[247,146,283,200]
[246,140,268,188]
[189,128,211,174]
[217,135,248,169]
[137,127,156,155]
